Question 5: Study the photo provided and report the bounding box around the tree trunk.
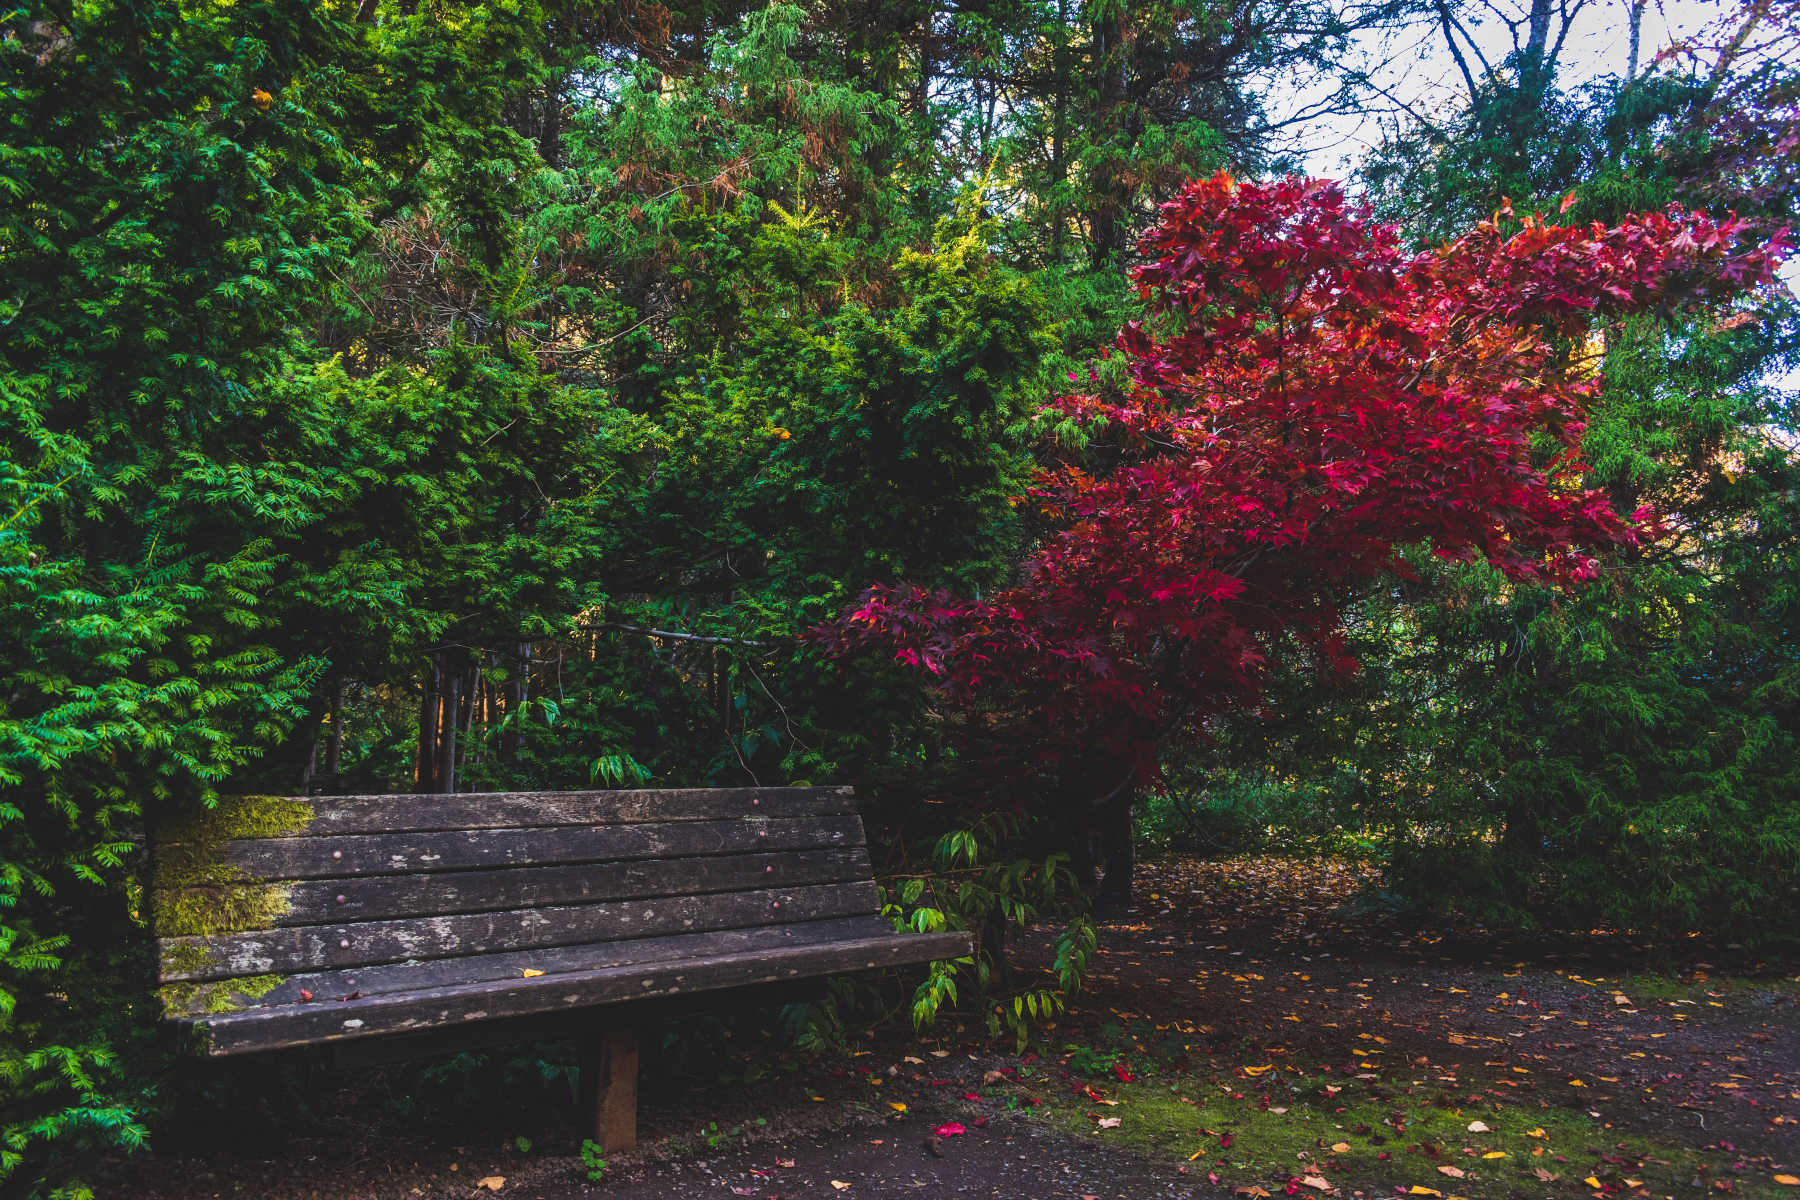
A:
[416,659,440,791]
[1050,0,1070,259]
[1095,798,1135,912]
[325,678,346,779]
[1087,10,1131,270]
[436,660,461,794]
[502,640,531,758]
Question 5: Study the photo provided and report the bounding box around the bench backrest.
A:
[151,787,879,1019]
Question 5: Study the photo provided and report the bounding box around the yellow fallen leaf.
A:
[520,969,544,978]
[1775,1176,1800,1187]
[1526,1128,1548,1139]
[1624,1180,1643,1188]
[1330,1142,1350,1153]
[831,1182,851,1191]
[1568,1079,1587,1087]
[1585,1177,1603,1189]
[475,1179,505,1193]
[889,1102,907,1112]
[1188,1150,1206,1161]
[1408,1188,1442,1197]
[1483,1151,1507,1159]
[1243,1064,1273,1076]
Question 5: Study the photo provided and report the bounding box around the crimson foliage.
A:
[820,174,1785,797]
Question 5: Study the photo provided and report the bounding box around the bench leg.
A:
[583,1029,638,1153]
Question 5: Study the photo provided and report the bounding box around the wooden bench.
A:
[150,786,970,1150]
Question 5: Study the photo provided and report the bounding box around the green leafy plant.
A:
[578,1139,607,1182]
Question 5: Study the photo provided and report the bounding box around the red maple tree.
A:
[819,174,1784,840]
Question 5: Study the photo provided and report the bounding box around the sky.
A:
[1281,0,1798,387]
[1288,0,1733,176]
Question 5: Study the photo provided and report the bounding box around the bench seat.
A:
[182,919,971,1055]
[151,786,972,1144]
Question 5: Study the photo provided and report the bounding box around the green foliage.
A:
[578,1139,607,1182]
[1308,47,1800,942]
[1135,768,1353,860]
[883,816,1096,1051]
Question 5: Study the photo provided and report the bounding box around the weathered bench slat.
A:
[155,815,864,885]
[183,929,974,1055]
[160,787,856,840]
[161,880,881,983]
[155,847,874,931]
[166,914,899,1016]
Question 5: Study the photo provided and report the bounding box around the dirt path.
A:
[112,856,1800,1200]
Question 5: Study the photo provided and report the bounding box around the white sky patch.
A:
[1265,0,1797,390]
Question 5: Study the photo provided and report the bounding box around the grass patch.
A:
[1020,1041,1797,1198]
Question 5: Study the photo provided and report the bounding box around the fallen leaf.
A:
[1585,1177,1603,1189]
[1466,1121,1490,1133]
[474,1179,505,1193]
[1301,1176,1330,1191]
[1096,1117,1122,1129]
[520,969,544,979]
[1483,1152,1506,1159]
[1533,1169,1560,1182]
[1437,1166,1466,1178]
[934,1123,965,1137]
[1407,1189,1442,1197]
[775,1158,795,1168]
[831,1182,851,1192]
[1330,1142,1351,1153]
[889,1102,908,1112]
[1526,1128,1548,1139]
[1235,1188,1272,1199]
[1568,1079,1587,1087]
[1775,1177,1800,1187]
[1243,1064,1273,1076]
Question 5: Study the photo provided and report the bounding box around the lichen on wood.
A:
[153,881,294,937]
[152,793,313,891]
[159,973,285,1017]
[158,940,219,981]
